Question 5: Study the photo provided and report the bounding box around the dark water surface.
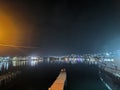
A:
[65,64,108,90]
[1,62,63,90]
[0,61,108,90]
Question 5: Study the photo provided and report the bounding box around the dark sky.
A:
[1,0,120,56]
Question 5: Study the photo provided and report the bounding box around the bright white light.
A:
[65,58,68,61]
[12,61,17,67]
[31,60,37,66]
[31,56,38,60]
[106,53,110,56]
[104,59,114,62]
[0,62,9,71]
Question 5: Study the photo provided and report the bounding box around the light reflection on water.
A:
[12,60,27,67]
[12,60,39,67]
[30,60,38,66]
[0,61,9,71]
[0,60,40,72]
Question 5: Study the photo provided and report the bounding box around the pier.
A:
[49,69,66,90]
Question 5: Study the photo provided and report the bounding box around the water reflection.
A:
[0,60,40,72]
[30,60,38,66]
[0,61,9,71]
[12,61,27,67]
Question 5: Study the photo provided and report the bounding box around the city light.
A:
[106,53,110,56]
[30,56,38,60]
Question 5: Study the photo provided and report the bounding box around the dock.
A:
[49,69,67,90]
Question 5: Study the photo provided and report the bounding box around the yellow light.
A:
[0,3,35,55]
[0,6,24,55]
[0,11,21,44]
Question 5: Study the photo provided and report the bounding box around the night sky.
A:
[0,0,120,56]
